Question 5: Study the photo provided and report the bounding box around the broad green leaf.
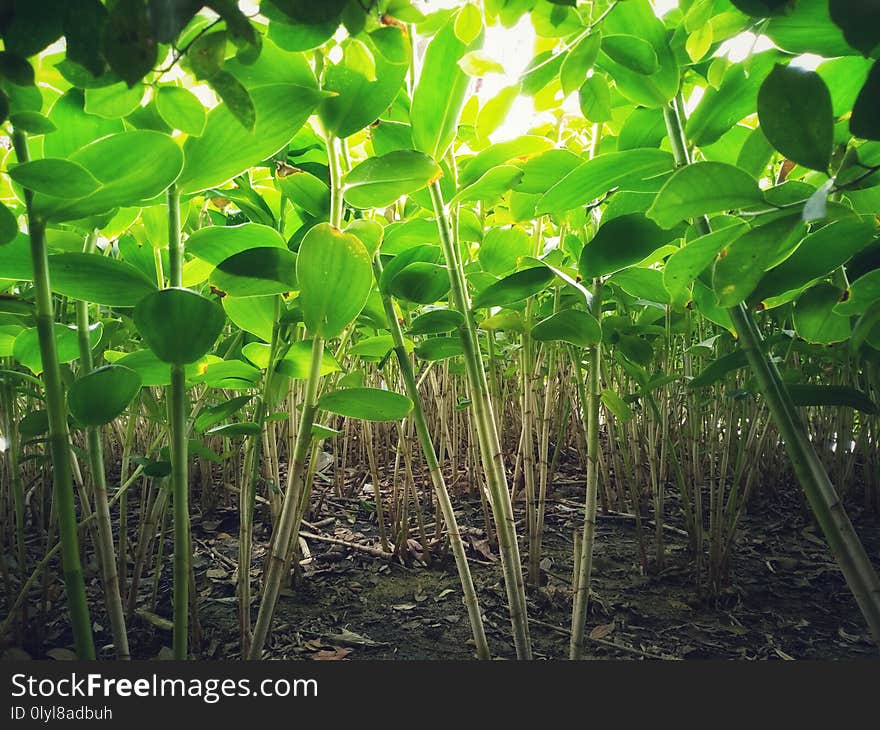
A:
[515,149,583,195]
[389,262,450,304]
[109,349,216,387]
[195,360,261,389]
[414,336,464,361]
[578,74,613,123]
[349,335,398,359]
[379,244,441,293]
[689,349,748,388]
[752,218,878,305]
[851,62,880,142]
[211,247,298,297]
[206,422,261,438]
[155,86,207,136]
[647,162,764,229]
[531,309,601,347]
[45,89,124,159]
[765,0,852,57]
[408,308,463,335]
[713,215,806,307]
[14,322,102,374]
[787,383,878,415]
[793,283,850,344]
[451,165,523,205]
[194,396,254,433]
[276,168,330,218]
[84,82,144,119]
[836,270,880,316]
[48,252,157,306]
[663,223,748,304]
[560,33,601,96]
[319,27,410,139]
[609,267,671,304]
[9,159,100,199]
[34,131,184,222]
[601,35,658,76]
[179,84,325,194]
[828,0,880,56]
[459,136,553,188]
[187,223,287,265]
[0,201,18,245]
[344,150,442,209]
[538,149,673,215]
[68,364,141,426]
[852,300,880,353]
[687,52,778,146]
[297,223,372,338]
[318,387,413,422]
[134,288,226,364]
[757,64,833,172]
[472,266,554,309]
[601,388,633,423]
[579,214,676,279]
[411,11,481,161]
[478,226,531,275]
[223,295,276,341]
[382,219,441,254]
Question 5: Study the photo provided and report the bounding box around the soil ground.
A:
[4,458,879,661]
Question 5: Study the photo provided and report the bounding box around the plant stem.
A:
[663,100,880,647]
[11,130,95,659]
[373,255,491,659]
[428,180,532,659]
[569,279,602,659]
[166,183,190,658]
[74,232,129,660]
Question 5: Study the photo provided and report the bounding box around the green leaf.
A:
[206,422,261,438]
[451,165,523,205]
[689,349,748,388]
[318,387,413,422]
[134,288,226,364]
[414,335,464,361]
[478,226,531,276]
[851,62,880,142]
[411,11,481,161]
[194,396,254,433]
[752,218,878,305]
[379,245,441,292]
[68,364,141,426]
[84,82,144,119]
[9,159,101,199]
[349,335,399,359]
[109,349,215,387]
[14,322,102,375]
[48,252,158,306]
[388,262,450,304]
[103,0,157,86]
[851,300,880,353]
[179,83,325,194]
[828,0,880,56]
[208,70,256,131]
[472,267,554,309]
[836,270,880,316]
[560,33,601,96]
[765,0,853,57]
[408,308,463,335]
[459,136,553,187]
[344,150,442,209]
[713,215,806,308]
[187,223,287,265]
[609,267,671,304]
[757,64,834,172]
[663,223,748,304]
[601,35,658,76]
[579,214,676,280]
[211,247,298,297]
[276,168,330,218]
[297,223,372,338]
[319,27,410,139]
[538,149,673,215]
[578,74,613,123]
[0,201,18,245]
[34,131,184,222]
[155,86,207,136]
[793,283,850,344]
[601,388,633,423]
[787,383,877,415]
[647,162,764,229]
[531,309,601,347]
[276,340,342,379]
[8,111,56,136]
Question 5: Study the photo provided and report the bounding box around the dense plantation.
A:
[0,0,879,661]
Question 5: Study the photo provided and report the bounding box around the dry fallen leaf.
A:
[589,621,616,640]
[310,646,352,661]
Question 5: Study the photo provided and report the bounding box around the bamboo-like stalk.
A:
[11,130,95,659]
[663,101,880,646]
[165,183,191,659]
[429,180,532,659]
[373,255,491,659]
[73,233,129,660]
[569,279,603,660]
